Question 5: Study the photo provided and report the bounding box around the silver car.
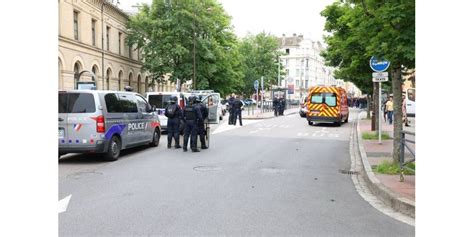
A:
[58,90,161,161]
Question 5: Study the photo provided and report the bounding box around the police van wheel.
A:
[104,136,121,161]
[308,121,313,126]
[150,129,160,147]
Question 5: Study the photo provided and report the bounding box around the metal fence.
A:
[244,101,299,115]
[399,130,415,182]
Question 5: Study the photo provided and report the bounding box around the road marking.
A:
[212,120,262,134]
[58,194,72,214]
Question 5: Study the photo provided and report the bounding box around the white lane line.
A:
[58,194,72,214]
[212,119,262,135]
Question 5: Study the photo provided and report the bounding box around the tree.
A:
[127,0,243,95]
[238,32,283,97]
[321,0,415,163]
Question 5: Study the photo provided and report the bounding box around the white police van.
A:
[58,90,161,161]
[146,92,187,132]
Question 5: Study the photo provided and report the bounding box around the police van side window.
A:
[119,94,138,113]
[58,93,95,113]
[135,95,148,112]
[105,93,123,113]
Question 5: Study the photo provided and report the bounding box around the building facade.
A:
[278,34,337,101]
[58,0,177,94]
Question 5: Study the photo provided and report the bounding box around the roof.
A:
[278,34,304,47]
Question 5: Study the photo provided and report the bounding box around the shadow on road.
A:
[310,122,350,128]
[58,145,152,164]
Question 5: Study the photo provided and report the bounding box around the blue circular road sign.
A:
[370,56,390,72]
[254,80,259,90]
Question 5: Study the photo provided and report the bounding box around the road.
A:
[59,110,415,236]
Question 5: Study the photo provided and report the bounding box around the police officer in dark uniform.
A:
[232,95,244,126]
[228,95,235,125]
[183,95,202,152]
[164,96,182,149]
[279,97,285,115]
[195,95,209,149]
[273,96,280,117]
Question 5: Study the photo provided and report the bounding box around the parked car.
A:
[243,98,256,106]
[59,90,161,161]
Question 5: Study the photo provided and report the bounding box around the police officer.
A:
[279,97,285,115]
[164,96,182,149]
[195,96,209,149]
[232,95,244,126]
[273,96,280,117]
[228,94,235,125]
[183,95,202,152]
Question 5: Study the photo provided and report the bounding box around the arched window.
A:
[137,75,141,93]
[91,65,99,82]
[73,61,82,89]
[118,71,123,91]
[145,77,149,92]
[128,73,132,87]
[58,58,63,89]
[106,68,112,90]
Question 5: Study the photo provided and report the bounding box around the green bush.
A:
[374,160,415,175]
[362,131,391,140]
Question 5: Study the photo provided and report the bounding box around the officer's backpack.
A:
[166,104,178,118]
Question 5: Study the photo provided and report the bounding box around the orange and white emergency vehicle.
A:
[306,86,349,126]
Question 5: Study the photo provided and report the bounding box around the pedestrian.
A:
[164,96,182,149]
[228,94,235,125]
[195,96,209,149]
[385,96,394,125]
[273,96,280,117]
[382,99,388,122]
[232,95,244,126]
[402,94,410,127]
[278,97,285,115]
[182,95,202,152]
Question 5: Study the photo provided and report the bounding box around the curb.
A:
[242,110,300,120]
[355,112,415,218]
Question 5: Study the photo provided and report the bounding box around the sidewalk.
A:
[356,112,415,217]
[241,107,300,119]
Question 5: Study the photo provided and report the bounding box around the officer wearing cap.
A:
[232,95,244,126]
[183,95,202,152]
[195,95,209,149]
[164,95,183,149]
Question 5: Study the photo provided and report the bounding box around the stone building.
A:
[58,0,177,93]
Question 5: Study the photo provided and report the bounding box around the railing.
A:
[399,130,415,182]
[244,101,298,116]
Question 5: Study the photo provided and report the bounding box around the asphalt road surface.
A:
[59,111,415,236]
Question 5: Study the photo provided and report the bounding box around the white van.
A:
[406,88,415,117]
[146,92,187,132]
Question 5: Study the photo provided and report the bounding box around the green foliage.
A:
[362,131,391,140]
[127,0,244,95]
[320,0,415,94]
[374,160,415,175]
[237,32,284,96]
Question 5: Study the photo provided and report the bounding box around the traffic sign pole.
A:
[379,81,382,144]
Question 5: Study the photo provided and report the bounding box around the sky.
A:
[116,0,336,43]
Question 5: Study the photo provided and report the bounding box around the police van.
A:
[145,92,187,132]
[58,90,161,161]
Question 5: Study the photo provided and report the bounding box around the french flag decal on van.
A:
[73,124,83,131]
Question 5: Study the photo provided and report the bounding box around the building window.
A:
[286,48,290,54]
[106,26,110,51]
[73,11,79,40]
[118,32,122,55]
[91,19,96,46]
[296,80,300,87]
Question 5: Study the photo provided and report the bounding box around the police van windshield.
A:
[311,93,337,107]
[58,92,96,113]
[148,94,171,109]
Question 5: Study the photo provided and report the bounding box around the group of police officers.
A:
[227,94,244,126]
[164,95,208,153]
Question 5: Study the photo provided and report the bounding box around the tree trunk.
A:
[366,95,371,119]
[392,66,403,164]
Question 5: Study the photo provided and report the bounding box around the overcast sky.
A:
[116,0,336,43]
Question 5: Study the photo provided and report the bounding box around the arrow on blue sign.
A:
[370,56,390,72]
